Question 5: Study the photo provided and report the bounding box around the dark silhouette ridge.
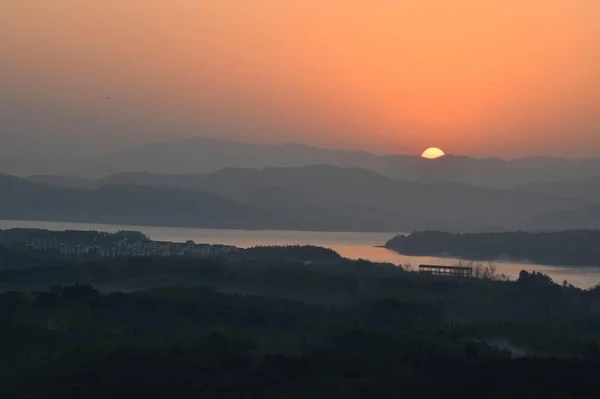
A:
[3,254,600,397]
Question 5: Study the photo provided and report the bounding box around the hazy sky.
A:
[2,1,599,158]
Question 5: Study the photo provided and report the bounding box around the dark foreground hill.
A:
[3,248,600,398]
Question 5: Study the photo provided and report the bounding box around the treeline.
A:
[0,246,400,305]
[0,242,344,265]
[386,230,600,265]
[237,245,343,263]
[3,246,600,331]
[2,284,600,398]
[0,228,149,246]
[4,245,600,396]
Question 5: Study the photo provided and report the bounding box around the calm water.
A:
[2,219,600,289]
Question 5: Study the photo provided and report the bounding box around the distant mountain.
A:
[0,174,264,229]
[2,138,398,179]
[517,177,600,202]
[27,175,99,189]
[527,206,600,230]
[0,174,403,232]
[3,136,600,188]
[17,164,594,232]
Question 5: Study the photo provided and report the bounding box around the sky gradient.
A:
[2,1,599,158]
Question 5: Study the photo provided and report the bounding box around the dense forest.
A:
[385,230,600,266]
[3,245,600,397]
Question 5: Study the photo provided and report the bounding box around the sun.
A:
[421,147,445,159]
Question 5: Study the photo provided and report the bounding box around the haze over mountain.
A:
[4,164,597,232]
[528,206,600,231]
[4,2,600,160]
[5,137,600,189]
[517,177,600,202]
[105,166,599,231]
[0,174,263,230]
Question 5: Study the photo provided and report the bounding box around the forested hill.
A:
[385,230,600,266]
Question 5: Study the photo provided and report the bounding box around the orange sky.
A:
[1,1,599,157]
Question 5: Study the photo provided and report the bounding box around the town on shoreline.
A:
[0,228,240,258]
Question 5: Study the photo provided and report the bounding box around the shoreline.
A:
[0,217,407,235]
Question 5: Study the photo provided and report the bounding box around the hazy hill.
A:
[1,138,398,179]
[0,174,403,232]
[0,174,262,229]
[105,164,581,211]
[18,165,593,232]
[3,137,600,188]
[27,174,99,189]
[517,177,600,202]
[528,206,600,230]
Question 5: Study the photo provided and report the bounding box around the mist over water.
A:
[3,219,599,289]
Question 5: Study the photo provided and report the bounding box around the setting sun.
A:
[421,148,446,159]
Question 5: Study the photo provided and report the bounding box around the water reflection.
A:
[1,219,599,289]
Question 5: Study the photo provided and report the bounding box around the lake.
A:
[2,219,600,289]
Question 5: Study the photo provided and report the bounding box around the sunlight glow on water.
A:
[2,219,600,289]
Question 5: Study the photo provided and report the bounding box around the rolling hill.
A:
[3,137,600,188]
[11,164,595,232]
[517,177,600,202]
[0,174,399,232]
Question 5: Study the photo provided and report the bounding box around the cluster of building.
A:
[18,229,240,259]
[418,264,473,278]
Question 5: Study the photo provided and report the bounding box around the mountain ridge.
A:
[3,136,600,188]
[5,165,597,232]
